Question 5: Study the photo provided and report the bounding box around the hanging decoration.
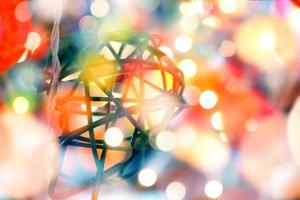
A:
[42,33,185,198]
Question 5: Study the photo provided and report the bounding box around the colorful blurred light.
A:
[13,96,29,114]
[218,40,236,57]
[79,15,98,32]
[0,0,31,72]
[240,113,300,199]
[211,111,224,131]
[135,0,160,12]
[287,6,300,33]
[174,132,230,173]
[90,0,110,18]
[179,2,196,17]
[195,134,230,173]
[32,0,87,21]
[258,30,276,52]
[202,16,219,28]
[165,181,186,200]
[218,132,228,143]
[291,0,300,8]
[156,130,176,152]
[204,180,223,199]
[0,0,297,199]
[138,168,157,187]
[104,127,124,147]
[175,35,192,53]
[234,17,296,71]
[219,0,236,14]
[178,59,197,78]
[193,0,213,15]
[218,0,246,16]
[14,1,32,22]
[24,32,42,52]
[199,90,218,109]
[0,109,58,199]
[180,16,199,32]
[26,25,50,60]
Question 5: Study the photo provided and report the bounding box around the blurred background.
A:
[1,0,300,199]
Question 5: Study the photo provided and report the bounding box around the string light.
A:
[204,180,223,199]
[138,168,157,187]
[219,0,237,14]
[287,7,300,33]
[165,181,186,200]
[258,30,276,52]
[24,32,41,52]
[219,40,236,57]
[178,59,197,78]
[175,35,192,53]
[180,16,199,32]
[14,1,31,22]
[193,0,212,15]
[179,2,196,17]
[202,16,219,28]
[90,0,110,18]
[193,0,205,14]
[211,111,224,131]
[234,17,296,71]
[199,90,218,109]
[156,130,176,152]
[79,15,98,32]
[104,127,124,147]
[195,134,230,173]
[13,96,29,114]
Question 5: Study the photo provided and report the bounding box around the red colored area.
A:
[0,0,31,73]
[291,0,300,8]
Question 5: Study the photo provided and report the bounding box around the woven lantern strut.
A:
[45,34,185,199]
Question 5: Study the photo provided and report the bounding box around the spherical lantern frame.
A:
[47,34,185,199]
